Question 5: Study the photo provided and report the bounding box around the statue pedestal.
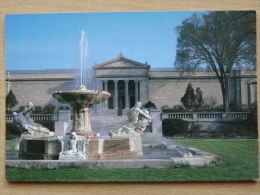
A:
[54,122,69,136]
[19,134,60,160]
[59,152,85,160]
[86,136,143,160]
[58,133,87,160]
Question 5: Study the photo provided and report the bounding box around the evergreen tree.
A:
[195,87,203,108]
[6,90,18,111]
[181,83,195,109]
[144,101,156,109]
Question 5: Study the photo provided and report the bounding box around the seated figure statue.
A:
[60,132,78,154]
[12,102,54,137]
[110,101,152,136]
[58,132,86,160]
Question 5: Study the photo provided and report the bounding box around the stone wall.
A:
[5,69,256,111]
[6,70,78,109]
[149,78,222,109]
[148,70,256,109]
[9,80,76,108]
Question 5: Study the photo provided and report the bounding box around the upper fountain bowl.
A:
[52,85,111,107]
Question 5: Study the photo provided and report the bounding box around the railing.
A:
[6,114,53,123]
[6,112,249,123]
[162,112,249,122]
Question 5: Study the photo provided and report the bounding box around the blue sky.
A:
[5,11,203,70]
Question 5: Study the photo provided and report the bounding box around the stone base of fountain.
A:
[19,134,61,160]
[17,131,221,165]
[59,152,86,160]
[8,143,221,169]
[86,136,143,160]
[18,134,143,160]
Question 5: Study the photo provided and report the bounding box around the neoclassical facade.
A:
[94,53,150,113]
[5,53,257,113]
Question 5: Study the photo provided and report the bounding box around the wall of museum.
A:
[5,70,256,111]
[148,70,257,109]
[148,78,223,108]
[6,71,78,109]
[8,80,76,108]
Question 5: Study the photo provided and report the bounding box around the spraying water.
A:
[79,30,89,87]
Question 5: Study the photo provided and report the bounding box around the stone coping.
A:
[6,154,221,169]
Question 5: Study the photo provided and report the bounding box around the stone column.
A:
[113,80,118,109]
[104,80,108,91]
[253,84,257,104]
[235,70,241,110]
[247,83,251,108]
[104,80,108,109]
[96,80,103,90]
[139,79,149,104]
[124,80,129,109]
[135,80,139,103]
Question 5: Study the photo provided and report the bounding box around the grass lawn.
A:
[6,139,259,182]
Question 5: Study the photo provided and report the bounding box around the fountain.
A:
[52,84,110,136]
[10,31,221,166]
[16,31,146,160]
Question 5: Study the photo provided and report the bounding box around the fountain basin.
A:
[52,88,111,107]
[52,85,111,134]
[9,141,221,168]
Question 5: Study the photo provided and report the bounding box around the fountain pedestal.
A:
[86,136,143,160]
[53,85,110,138]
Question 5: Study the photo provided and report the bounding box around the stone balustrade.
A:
[162,112,249,122]
[6,114,53,123]
[6,111,249,124]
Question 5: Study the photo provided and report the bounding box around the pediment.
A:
[93,57,150,69]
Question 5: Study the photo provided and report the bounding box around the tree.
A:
[181,83,195,109]
[194,87,203,109]
[6,90,18,111]
[175,11,256,111]
[144,101,156,109]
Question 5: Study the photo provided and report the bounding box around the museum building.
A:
[6,53,257,114]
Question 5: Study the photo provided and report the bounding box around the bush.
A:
[6,123,22,139]
[162,105,189,113]
[161,105,170,110]
[18,106,26,112]
[162,113,258,138]
[189,124,204,137]
[211,106,257,138]
[42,104,55,114]
[144,101,156,109]
[212,120,257,138]
[33,106,43,113]
[201,96,217,111]
[162,119,189,137]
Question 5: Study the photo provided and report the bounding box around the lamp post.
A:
[224,65,230,112]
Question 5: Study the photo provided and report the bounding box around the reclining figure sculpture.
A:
[110,101,152,136]
[12,102,54,137]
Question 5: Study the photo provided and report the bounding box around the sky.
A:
[5,11,204,70]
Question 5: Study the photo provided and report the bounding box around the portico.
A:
[94,53,150,114]
[98,79,141,109]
